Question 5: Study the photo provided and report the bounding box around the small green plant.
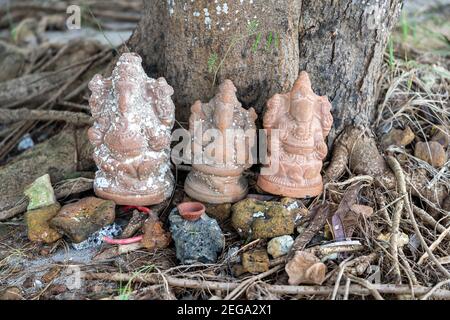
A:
[252,32,262,53]
[265,32,273,52]
[207,19,279,86]
[400,11,409,42]
[207,53,218,73]
[117,265,155,300]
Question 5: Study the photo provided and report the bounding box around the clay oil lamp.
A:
[177,202,206,222]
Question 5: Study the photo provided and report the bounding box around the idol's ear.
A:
[319,96,333,137]
[264,93,285,128]
[155,77,174,99]
[248,107,258,123]
[88,74,104,93]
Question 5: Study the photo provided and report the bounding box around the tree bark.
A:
[128,0,402,136]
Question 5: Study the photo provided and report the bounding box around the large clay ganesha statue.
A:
[257,71,333,198]
[88,53,175,205]
[184,80,258,204]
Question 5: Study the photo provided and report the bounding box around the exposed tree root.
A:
[0,108,92,126]
[83,272,450,299]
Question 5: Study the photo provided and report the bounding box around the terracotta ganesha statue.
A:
[88,53,175,206]
[184,80,257,203]
[257,71,333,198]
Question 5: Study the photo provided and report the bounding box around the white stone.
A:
[267,235,294,258]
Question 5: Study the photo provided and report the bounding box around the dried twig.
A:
[418,225,450,265]
[83,272,450,299]
[0,108,92,125]
[345,274,384,300]
[413,205,450,240]
[224,265,283,300]
[386,157,405,284]
[388,156,450,278]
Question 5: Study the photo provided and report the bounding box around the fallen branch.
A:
[345,274,384,300]
[413,205,450,240]
[388,156,450,278]
[224,265,283,300]
[418,225,450,265]
[0,108,93,125]
[83,272,450,299]
[288,204,329,260]
[386,156,405,284]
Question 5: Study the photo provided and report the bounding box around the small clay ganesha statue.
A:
[88,53,175,206]
[184,80,257,203]
[257,71,333,198]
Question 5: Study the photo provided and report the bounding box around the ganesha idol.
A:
[88,53,175,206]
[257,71,333,198]
[184,80,257,204]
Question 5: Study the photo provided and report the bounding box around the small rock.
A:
[22,276,35,289]
[431,125,449,147]
[231,198,295,240]
[24,174,57,211]
[381,126,415,148]
[169,208,224,264]
[285,251,327,285]
[72,223,122,250]
[50,197,115,243]
[42,266,62,283]
[377,232,409,248]
[414,141,447,167]
[47,284,67,296]
[267,235,294,258]
[225,246,241,264]
[242,249,270,274]
[205,203,232,222]
[0,287,23,300]
[25,203,62,244]
[141,214,171,250]
[17,134,34,151]
[39,247,51,256]
[121,210,147,238]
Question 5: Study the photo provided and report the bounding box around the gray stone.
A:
[267,235,294,258]
[169,208,225,264]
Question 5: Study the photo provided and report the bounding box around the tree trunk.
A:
[128,0,402,137]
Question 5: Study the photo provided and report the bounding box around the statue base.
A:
[257,175,323,198]
[184,171,248,204]
[94,187,172,206]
